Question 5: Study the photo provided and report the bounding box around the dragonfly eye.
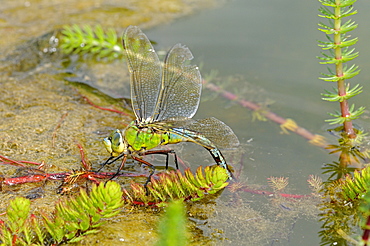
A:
[103,137,113,154]
[110,130,125,154]
[111,132,122,145]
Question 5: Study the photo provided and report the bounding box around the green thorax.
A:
[124,121,184,151]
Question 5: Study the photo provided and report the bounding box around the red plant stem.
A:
[203,81,328,148]
[0,155,27,167]
[52,112,69,147]
[3,175,48,185]
[0,155,45,169]
[362,215,370,245]
[126,186,309,207]
[17,160,43,166]
[1,155,310,200]
[2,171,148,186]
[0,150,310,200]
[12,235,17,246]
[337,75,356,139]
[239,187,308,199]
[341,100,356,137]
[130,200,157,206]
[81,95,131,116]
[76,143,90,170]
[334,3,356,139]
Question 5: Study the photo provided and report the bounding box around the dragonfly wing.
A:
[181,117,239,149]
[123,26,161,122]
[153,43,202,121]
[155,117,239,149]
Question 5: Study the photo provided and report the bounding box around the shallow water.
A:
[1,0,370,245]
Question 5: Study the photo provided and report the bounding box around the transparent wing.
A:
[155,117,239,149]
[123,25,161,122]
[183,117,239,149]
[152,43,202,121]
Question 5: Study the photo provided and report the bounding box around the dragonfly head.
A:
[103,129,127,157]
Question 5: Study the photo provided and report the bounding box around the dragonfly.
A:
[102,25,239,180]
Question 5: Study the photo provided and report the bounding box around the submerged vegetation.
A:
[0,182,123,245]
[0,166,228,245]
[124,166,229,206]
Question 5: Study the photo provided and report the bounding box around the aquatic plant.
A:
[0,181,124,245]
[60,24,123,60]
[156,200,188,246]
[0,164,229,244]
[317,0,367,178]
[317,0,363,134]
[124,165,229,206]
[267,176,289,192]
[319,166,370,245]
[359,190,370,245]
[315,1,370,244]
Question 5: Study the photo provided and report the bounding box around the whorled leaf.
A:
[123,165,229,206]
[59,24,123,60]
[1,181,125,245]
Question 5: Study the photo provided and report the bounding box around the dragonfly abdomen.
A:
[171,128,233,178]
[164,132,188,145]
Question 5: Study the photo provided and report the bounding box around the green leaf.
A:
[319,74,340,82]
[318,6,334,18]
[326,104,365,124]
[340,19,358,33]
[123,166,229,205]
[342,64,360,80]
[7,197,30,232]
[338,0,357,8]
[59,24,123,60]
[156,200,188,246]
[321,84,363,102]
[341,8,357,18]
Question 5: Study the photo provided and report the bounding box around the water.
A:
[145,1,370,244]
[1,0,370,245]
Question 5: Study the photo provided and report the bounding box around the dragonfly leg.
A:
[132,156,155,194]
[108,154,128,181]
[98,153,126,172]
[97,156,114,172]
[173,151,179,170]
[142,150,179,170]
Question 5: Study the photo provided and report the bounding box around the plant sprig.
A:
[319,165,370,245]
[0,181,124,245]
[317,0,362,138]
[156,200,188,246]
[124,165,229,206]
[60,24,123,60]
